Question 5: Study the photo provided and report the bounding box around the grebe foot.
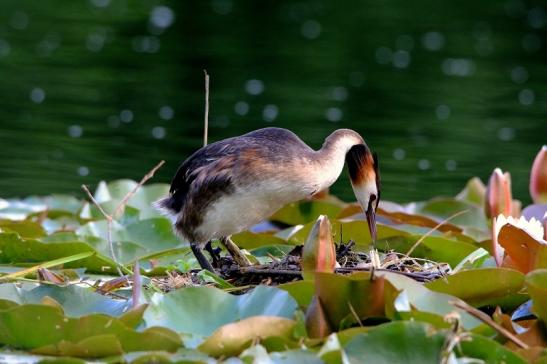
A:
[204,241,221,268]
[220,236,252,267]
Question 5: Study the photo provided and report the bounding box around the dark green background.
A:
[0,0,545,203]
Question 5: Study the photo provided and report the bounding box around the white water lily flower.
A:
[494,214,545,243]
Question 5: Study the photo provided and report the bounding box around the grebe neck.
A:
[312,129,365,190]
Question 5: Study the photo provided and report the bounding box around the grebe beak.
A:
[365,197,378,242]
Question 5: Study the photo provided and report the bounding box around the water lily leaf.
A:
[379,271,483,330]
[425,268,527,310]
[0,195,83,221]
[0,303,181,357]
[0,351,88,364]
[343,321,446,364]
[455,177,486,206]
[271,200,344,225]
[240,344,323,364]
[288,219,407,248]
[378,235,477,268]
[458,333,528,364]
[0,284,132,317]
[452,248,490,272]
[232,230,290,249]
[122,348,214,363]
[77,218,181,250]
[143,285,298,335]
[525,269,547,323]
[0,232,116,274]
[198,316,296,357]
[278,280,315,309]
[91,180,169,219]
[498,224,547,273]
[313,272,386,329]
[0,219,46,239]
[416,198,488,230]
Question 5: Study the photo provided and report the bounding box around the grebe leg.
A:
[190,242,215,272]
[219,236,252,267]
[204,241,221,267]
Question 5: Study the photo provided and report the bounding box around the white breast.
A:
[194,179,308,240]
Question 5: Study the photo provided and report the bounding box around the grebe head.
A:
[346,144,381,241]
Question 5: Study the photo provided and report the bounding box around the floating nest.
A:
[217,241,451,287]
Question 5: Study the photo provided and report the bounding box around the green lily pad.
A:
[314,272,386,329]
[0,283,132,317]
[91,180,169,220]
[344,321,525,364]
[0,232,116,274]
[344,321,446,364]
[232,231,290,249]
[459,333,527,364]
[377,235,478,268]
[143,285,298,335]
[0,219,46,239]
[289,220,407,247]
[425,268,527,310]
[379,271,483,330]
[241,344,323,364]
[525,269,547,323]
[0,303,181,357]
[416,198,488,230]
[270,200,344,226]
[278,280,315,309]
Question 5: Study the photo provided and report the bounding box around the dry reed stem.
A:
[112,160,165,219]
[81,160,165,276]
[405,209,469,257]
[203,70,210,147]
[132,260,141,308]
[450,300,529,349]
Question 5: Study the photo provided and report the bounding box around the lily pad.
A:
[199,316,296,357]
[0,232,116,274]
[0,303,181,357]
[379,271,483,330]
[270,200,344,226]
[343,321,446,364]
[425,268,528,310]
[143,285,298,335]
[525,269,547,323]
[0,284,132,317]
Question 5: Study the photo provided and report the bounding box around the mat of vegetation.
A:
[0,162,546,363]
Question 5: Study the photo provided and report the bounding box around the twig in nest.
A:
[450,300,529,349]
[81,160,165,276]
[237,267,302,277]
[338,240,355,257]
[405,209,469,257]
[203,70,210,147]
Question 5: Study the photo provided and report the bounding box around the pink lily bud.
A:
[530,146,547,204]
[301,215,337,280]
[485,168,513,218]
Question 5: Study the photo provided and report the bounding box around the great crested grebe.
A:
[155,127,380,272]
